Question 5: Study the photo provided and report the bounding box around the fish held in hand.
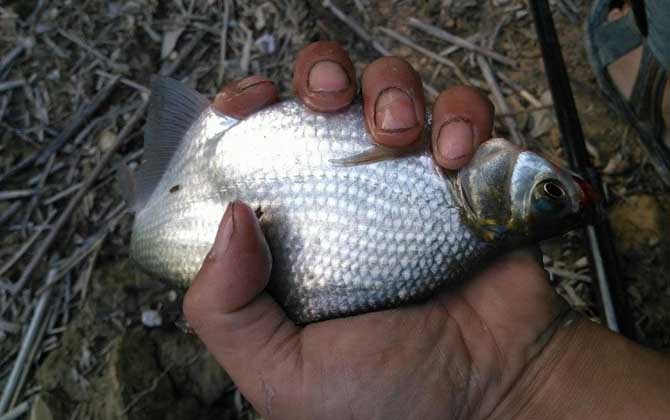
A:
[121,77,596,324]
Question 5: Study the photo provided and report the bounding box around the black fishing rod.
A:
[529,0,635,339]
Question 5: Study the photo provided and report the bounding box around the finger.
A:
[292,41,356,112]
[213,76,279,118]
[362,56,425,147]
[183,202,300,403]
[431,86,494,170]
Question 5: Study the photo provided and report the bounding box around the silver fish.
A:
[123,77,594,324]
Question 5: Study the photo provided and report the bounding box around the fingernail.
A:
[436,118,474,161]
[210,202,236,259]
[308,60,350,92]
[374,88,418,132]
[237,75,273,91]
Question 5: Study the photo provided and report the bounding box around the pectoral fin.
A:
[330,138,427,166]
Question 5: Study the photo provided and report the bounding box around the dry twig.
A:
[0,269,57,414]
[37,75,121,164]
[408,18,517,68]
[476,54,525,146]
[378,27,469,85]
[7,101,147,296]
[321,1,440,100]
[0,400,30,420]
[217,0,232,85]
[321,0,390,56]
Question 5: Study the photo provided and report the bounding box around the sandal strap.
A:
[593,11,643,67]
[630,46,668,138]
[586,0,670,182]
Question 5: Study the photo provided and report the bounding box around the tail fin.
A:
[125,76,210,211]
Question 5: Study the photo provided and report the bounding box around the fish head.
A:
[458,138,597,242]
[508,150,597,240]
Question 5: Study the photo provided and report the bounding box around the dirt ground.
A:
[1,1,669,419]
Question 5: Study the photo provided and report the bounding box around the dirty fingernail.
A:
[210,202,236,259]
[374,88,418,131]
[237,76,273,91]
[437,119,474,161]
[308,61,350,93]
[213,77,273,106]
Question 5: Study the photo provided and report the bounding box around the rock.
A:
[141,309,163,328]
[609,194,668,253]
[255,34,276,54]
[97,130,117,154]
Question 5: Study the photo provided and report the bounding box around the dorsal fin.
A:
[134,76,210,210]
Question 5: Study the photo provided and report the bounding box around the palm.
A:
[242,253,564,420]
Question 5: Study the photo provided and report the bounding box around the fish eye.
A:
[541,180,565,200]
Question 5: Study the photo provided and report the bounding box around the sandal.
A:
[586,0,670,185]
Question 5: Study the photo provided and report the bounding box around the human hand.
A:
[183,42,576,420]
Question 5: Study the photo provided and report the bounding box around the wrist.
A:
[489,314,670,420]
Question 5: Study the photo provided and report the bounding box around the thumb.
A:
[183,201,301,409]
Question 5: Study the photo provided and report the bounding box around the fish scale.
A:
[131,99,488,323]
[126,77,590,324]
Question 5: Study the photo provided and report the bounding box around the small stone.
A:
[255,33,276,55]
[141,309,162,328]
[46,68,60,81]
[166,290,178,302]
[98,130,117,153]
